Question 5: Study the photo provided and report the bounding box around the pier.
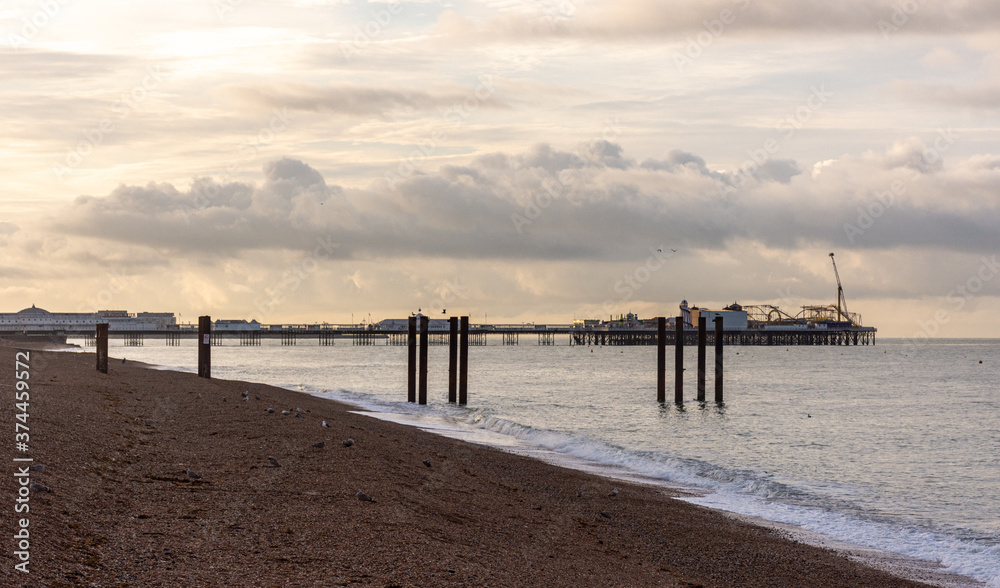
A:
[38,322,875,347]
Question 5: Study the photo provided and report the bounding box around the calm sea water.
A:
[75,337,1000,586]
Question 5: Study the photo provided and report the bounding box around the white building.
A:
[0,305,177,331]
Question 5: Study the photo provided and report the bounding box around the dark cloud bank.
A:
[58,141,1000,260]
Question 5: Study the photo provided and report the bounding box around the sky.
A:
[1,0,998,337]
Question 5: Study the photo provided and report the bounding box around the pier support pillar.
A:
[96,323,108,374]
[418,316,429,405]
[657,317,666,402]
[198,316,211,379]
[407,317,416,403]
[459,316,469,405]
[714,316,724,403]
[449,317,458,403]
[675,317,683,404]
[697,316,707,401]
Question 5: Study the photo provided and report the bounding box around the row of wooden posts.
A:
[658,316,724,404]
[94,314,722,404]
[408,316,469,405]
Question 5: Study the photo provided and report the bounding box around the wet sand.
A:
[1,344,960,587]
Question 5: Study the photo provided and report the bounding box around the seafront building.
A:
[0,305,176,332]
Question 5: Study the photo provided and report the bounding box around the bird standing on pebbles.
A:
[422,459,432,468]
[30,481,52,493]
[186,469,202,479]
[609,488,618,497]
[267,408,275,413]
[322,420,330,428]
[356,491,375,503]
[268,456,281,467]
[343,438,355,447]
[28,464,45,473]
[311,441,326,448]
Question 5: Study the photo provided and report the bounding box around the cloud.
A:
[219,82,509,116]
[435,0,1000,41]
[887,80,1000,111]
[54,141,1000,264]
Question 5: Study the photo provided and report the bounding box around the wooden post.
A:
[448,317,458,403]
[459,316,469,405]
[657,317,666,402]
[674,316,683,404]
[418,315,429,405]
[714,316,724,403]
[407,316,416,403]
[96,323,109,373]
[198,316,211,379]
[697,316,707,401]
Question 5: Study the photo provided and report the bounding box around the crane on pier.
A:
[829,252,848,323]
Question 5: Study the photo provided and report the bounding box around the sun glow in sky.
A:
[2,0,999,336]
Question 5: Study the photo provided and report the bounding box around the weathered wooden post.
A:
[407,316,416,403]
[459,316,469,405]
[714,316,724,403]
[198,316,211,379]
[418,315,429,405]
[675,316,684,403]
[448,317,458,403]
[96,323,109,373]
[697,316,707,401]
[657,317,666,402]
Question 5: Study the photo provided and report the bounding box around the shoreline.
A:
[1,344,978,587]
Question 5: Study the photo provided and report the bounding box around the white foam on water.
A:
[304,384,998,588]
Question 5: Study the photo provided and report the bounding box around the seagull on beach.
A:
[423,459,431,467]
[356,490,376,503]
[267,408,275,413]
[268,456,281,467]
[28,464,45,473]
[186,469,202,479]
[281,410,290,415]
[343,438,355,447]
[312,441,326,448]
[609,488,618,497]
[322,420,330,428]
[30,481,51,493]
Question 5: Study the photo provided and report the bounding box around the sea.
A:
[70,337,1000,586]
